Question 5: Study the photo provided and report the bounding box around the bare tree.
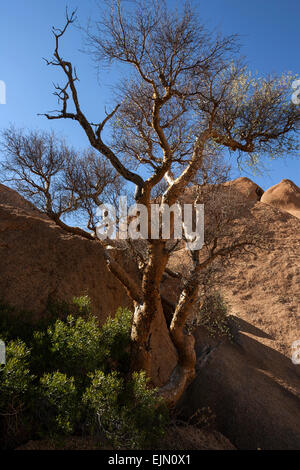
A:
[40,1,300,405]
[0,126,122,238]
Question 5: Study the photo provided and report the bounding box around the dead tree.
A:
[0,126,122,238]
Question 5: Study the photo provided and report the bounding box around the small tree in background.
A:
[0,127,122,238]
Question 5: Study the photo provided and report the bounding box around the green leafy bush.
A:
[48,315,103,381]
[98,307,132,373]
[71,295,92,316]
[38,372,78,435]
[0,296,91,345]
[30,330,53,376]
[0,301,168,450]
[83,370,168,449]
[83,370,124,438]
[124,371,169,449]
[0,340,34,407]
[0,340,35,448]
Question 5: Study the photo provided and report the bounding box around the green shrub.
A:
[47,315,103,381]
[29,330,53,376]
[0,340,35,448]
[0,340,34,407]
[47,307,132,379]
[38,372,79,435]
[0,296,91,345]
[83,370,168,449]
[0,301,168,450]
[98,307,132,373]
[124,371,169,449]
[71,295,92,316]
[83,370,124,438]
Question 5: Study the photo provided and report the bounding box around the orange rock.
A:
[261,179,300,219]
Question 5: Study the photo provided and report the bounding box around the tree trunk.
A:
[158,263,203,406]
[130,240,169,376]
[104,234,200,406]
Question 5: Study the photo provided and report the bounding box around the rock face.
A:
[165,177,300,449]
[0,184,177,386]
[223,176,264,201]
[0,184,130,321]
[261,179,300,219]
[0,183,40,212]
[180,327,300,450]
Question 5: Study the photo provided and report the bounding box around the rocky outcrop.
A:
[0,184,130,321]
[167,179,300,359]
[165,178,300,449]
[261,179,300,219]
[223,176,264,201]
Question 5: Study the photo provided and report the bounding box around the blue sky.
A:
[0,0,300,190]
